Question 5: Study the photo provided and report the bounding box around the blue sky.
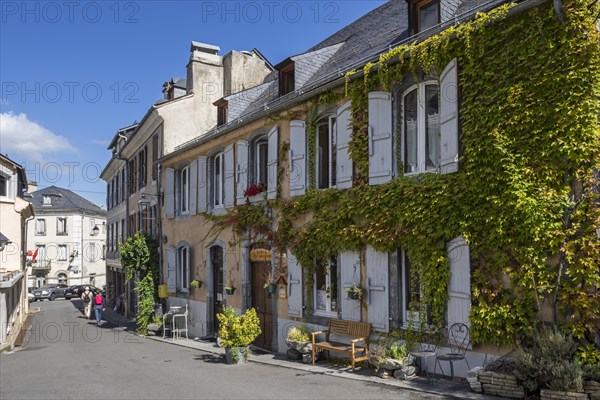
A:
[0,0,386,206]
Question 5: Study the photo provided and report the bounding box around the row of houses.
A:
[101,0,600,377]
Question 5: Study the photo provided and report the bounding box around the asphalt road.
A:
[1,300,453,400]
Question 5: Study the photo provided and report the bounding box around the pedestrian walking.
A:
[92,289,105,326]
[81,287,93,319]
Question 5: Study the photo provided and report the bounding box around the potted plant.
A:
[217,306,261,365]
[146,314,163,336]
[263,271,277,295]
[190,279,203,289]
[243,182,266,201]
[285,324,313,362]
[225,286,236,295]
[345,283,365,301]
[368,330,415,380]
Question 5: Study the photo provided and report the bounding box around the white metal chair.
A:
[172,305,189,340]
[434,323,471,380]
[409,334,438,382]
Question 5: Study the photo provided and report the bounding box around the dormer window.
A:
[279,63,295,96]
[43,196,52,206]
[415,0,439,33]
[217,103,227,127]
[0,175,7,197]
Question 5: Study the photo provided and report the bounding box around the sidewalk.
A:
[101,309,498,400]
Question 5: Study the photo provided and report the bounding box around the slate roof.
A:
[30,186,105,215]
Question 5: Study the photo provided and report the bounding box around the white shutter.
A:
[236,140,249,205]
[197,156,208,213]
[368,92,393,185]
[165,168,175,219]
[267,125,279,200]
[289,120,307,197]
[440,58,459,174]
[336,101,353,189]
[340,251,361,321]
[366,246,389,332]
[166,246,177,293]
[190,158,198,215]
[224,144,235,209]
[287,250,303,317]
[447,236,471,326]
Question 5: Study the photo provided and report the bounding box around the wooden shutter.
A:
[267,125,279,200]
[366,246,389,332]
[289,120,307,197]
[340,251,361,321]
[236,140,249,205]
[166,246,177,293]
[224,144,235,209]
[368,92,393,185]
[165,168,175,219]
[197,156,208,213]
[336,101,353,189]
[447,236,471,326]
[440,58,459,174]
[190,158,198,215]
[287,250,303,317]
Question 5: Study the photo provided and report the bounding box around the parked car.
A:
[32,284,69,301]
[28,291,34,303]
[64,285,98,300]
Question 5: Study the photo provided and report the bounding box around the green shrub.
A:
[515,328,583,393]
[577,344,600,380]
[287,324,311,342]
[217,307,261,348]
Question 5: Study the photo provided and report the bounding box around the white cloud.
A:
[91,139,110,146]
[0,112,76,162]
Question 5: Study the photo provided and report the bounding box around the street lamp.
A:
[137,194,161,213]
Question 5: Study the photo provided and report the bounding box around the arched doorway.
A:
[250,244,273,350]
[210,245,224,335]
[57,273,67,285]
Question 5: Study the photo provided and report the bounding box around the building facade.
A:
[158,0,600,378]
[27,185,106,289]
[0,155,34,350]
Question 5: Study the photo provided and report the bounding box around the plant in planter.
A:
[224,286,236,295]
[217,306,261,365]
[577,344,600,399]
[368,330,415,380]
[345,283,365,301]
[285,324,313,362]
[262,271,277,295]
[190,279,203,289]
[243,182,266,198]
[514,328,584,398]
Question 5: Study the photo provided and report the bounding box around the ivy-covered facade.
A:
[159,0,599,376]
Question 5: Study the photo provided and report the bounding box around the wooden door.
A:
[251,261,273,350]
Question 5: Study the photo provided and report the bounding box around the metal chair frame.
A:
[408,335,438,383]
[434,322,471,380]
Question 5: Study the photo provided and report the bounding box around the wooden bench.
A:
[311,318,371,372]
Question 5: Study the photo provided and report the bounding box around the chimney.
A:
[186,41,223,96]
[27,181,37,193]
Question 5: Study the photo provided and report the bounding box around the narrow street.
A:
[1,300,452,400]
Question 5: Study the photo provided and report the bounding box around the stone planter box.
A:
[285,339,312,353]
[478,371,526,399]
[369,356,416,380]
[540,389,588,400]
[225,346,249,365]
[584,380,600,400]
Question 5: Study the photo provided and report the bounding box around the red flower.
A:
[243,182,266,197]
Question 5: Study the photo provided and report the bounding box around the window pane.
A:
[425,84,440,170]
[330,256,338,312]
[316,263,327,311]
[0,175,7,196]
[214,154,222,206]
[181,167,188,212]
[404,89,418,173]
[330,117,337,187]
[317,123,329,189]
[419,1,439,31]
[257,141,268,185]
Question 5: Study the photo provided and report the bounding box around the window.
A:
[415,0,439,33]
[128,158,137,195]
[36,245,46,265]
[43,195,52,206]
[179,166,190,214]
[57,218,67,235]
[58,273,67,285]
[89,244,97,262]
[35,219,46,235]
[177,245,190,291]
[58,245,67,261]
[314,256,339,315]
[213,152,224,207]
[251,137,268,186]
[400,249,424,325]
[0,174,7,197]
[217,104,227,127]
[115,174,119,205]
[279,64,295,96]
[316,116,337,189]
[402,82,440,174]
[152,134,159,182]
[121,169,126,201]
[138,147,147,189]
